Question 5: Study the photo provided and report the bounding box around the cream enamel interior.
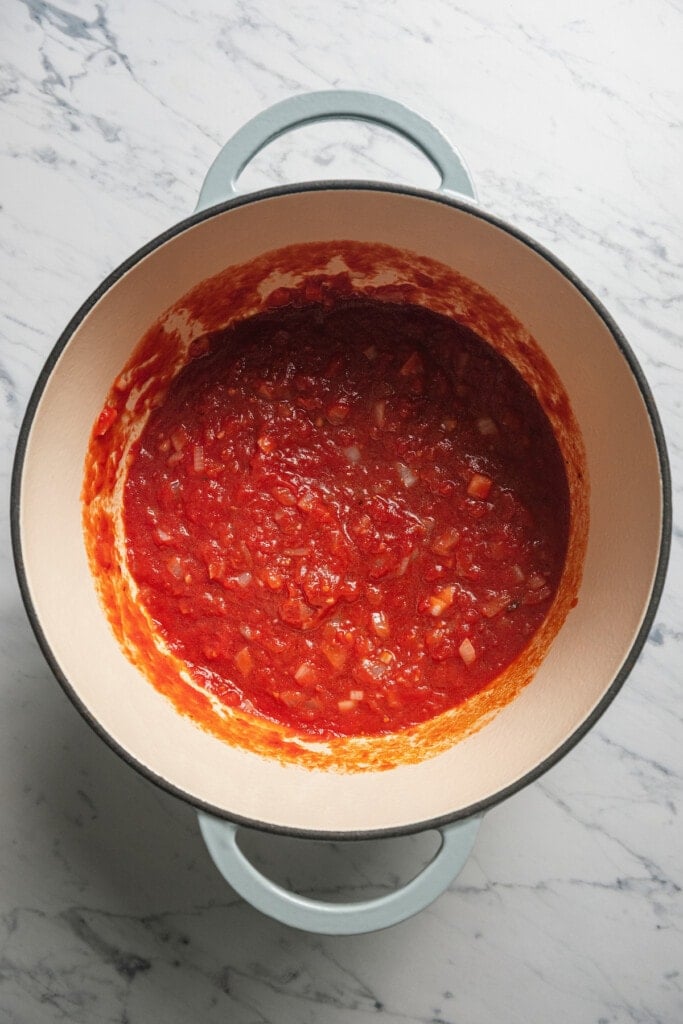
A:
[18,189,664,833]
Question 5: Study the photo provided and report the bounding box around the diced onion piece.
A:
[167,555,183,579]
[396,461,418,488]
[283,547,310,557]
[338,699,356,712]
[378,649,395,665]
[467,472,493,500]
[234,646,253,676]
[236,571,252,588]
[373,400,386,427]
[458,637,476,666]
[297,492,316,513]
[371,610,391,639]
[207,560,225,580]
[322,642,347,670]
[477,416,498,436]
[363,345,377,361]
[277,690,304,708]
[511,564,525,582]
[349,689,364,701]
[481,593,510,618]
[170,428,187,452]
[155,527,172,544]
[523,584,552,605]
[527,572,547,590]
[302,696,323,713]
[344,445,362,463]
[361,658,387,679]
[193,444,205,472]
[428,585,456,616]
[294,662,317,684]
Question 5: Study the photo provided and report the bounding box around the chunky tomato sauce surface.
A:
[123,298,570,737]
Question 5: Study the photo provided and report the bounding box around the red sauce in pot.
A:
[122,297,569,738]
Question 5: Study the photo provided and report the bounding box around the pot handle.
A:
[196,90,476,211]
[197,812,481,935]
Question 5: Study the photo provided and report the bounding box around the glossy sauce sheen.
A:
[124,299,570,738]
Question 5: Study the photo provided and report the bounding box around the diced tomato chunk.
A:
[278,596,319,630]
[431,528,460,555]
[467,473,493,500]
[234,646,253,676]
[326,401,350,424]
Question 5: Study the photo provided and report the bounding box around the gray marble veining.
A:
[1,0,681,1021]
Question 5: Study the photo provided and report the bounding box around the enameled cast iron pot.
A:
[12,92,671,934]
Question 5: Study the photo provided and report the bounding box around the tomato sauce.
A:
[122,297,570,738]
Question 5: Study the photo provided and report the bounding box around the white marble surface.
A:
[1,0,682,1020]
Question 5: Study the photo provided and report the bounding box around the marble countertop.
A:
[1,1,681,1021]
